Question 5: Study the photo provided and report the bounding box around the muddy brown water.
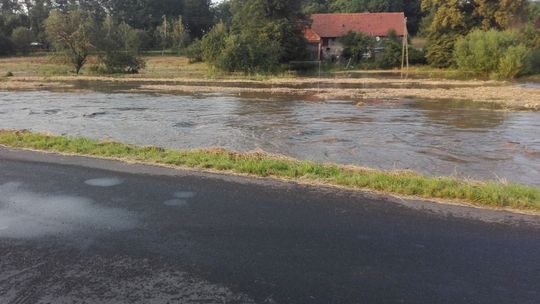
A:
[0,90,539,187]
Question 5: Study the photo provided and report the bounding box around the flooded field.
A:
[0,90,539,187]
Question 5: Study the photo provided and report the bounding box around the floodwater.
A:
[0,90,539,187]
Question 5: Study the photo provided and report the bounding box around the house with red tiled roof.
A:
[305,13,407,61]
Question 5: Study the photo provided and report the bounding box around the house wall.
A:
[306,43,321,61]
[321,38,344,61]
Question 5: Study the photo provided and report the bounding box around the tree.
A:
[26,0,52,46]
[98,16,145,73]
[44,9,97,74]
[183,0,213,37]
[171,16,190,52]
[156,15,171,54]
[421,0,527,67]
[474,0,527,30]
[103,0,183,30]
[11,26,33,53]
[329,0,401,13]
[229,0,308,64]
[0,33,15,55]
[302,0,329,14]
[212,0,233,26]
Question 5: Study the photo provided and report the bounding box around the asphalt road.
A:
[0,148,539,304]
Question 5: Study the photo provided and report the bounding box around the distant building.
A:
[304,13,407,61]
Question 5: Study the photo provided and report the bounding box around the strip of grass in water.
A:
[1,130,539,211]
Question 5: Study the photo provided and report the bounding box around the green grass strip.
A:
[1,130,539,211]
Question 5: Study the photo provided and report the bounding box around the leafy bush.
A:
[426,33,457,68]
[216,32,280,73]
[374,39,401,69]
[338,31,376,64]
[98,19,145,74]
[497,45,528,79]
[524,48,540,75]
[186,39,203,63]
[409,46,427,65]
[201,22,227,65]
[99,52,146,74]
[11,27,33,54]
[454,30,528,79]
[0,34,15,56]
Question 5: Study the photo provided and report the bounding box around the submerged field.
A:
[1,56,539,110]
[1,130,539,212]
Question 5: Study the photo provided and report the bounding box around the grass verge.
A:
[1,130,539,212]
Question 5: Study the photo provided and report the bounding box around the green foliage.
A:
[212,1,233,26]
[156,15,171,53]
[524,48,540,75]
[520,24,540,50]
[0,33,15,56]
[408,46,427,65]
[200,22,227,65]
[171,16,190,52]
[454,30,528,79]
[185,39,203,63]
[338,31,376,64]
[155,15,193,53]
[104,0,211,38]
[10,26,33,54]
[98,17,145,74]
[421,0,527,67]
[217,32,281,73]
[426,33,458,68]
[44,9,98,74]
[229,0,308,63]
[497,45,528,79]
[374,38,402,68]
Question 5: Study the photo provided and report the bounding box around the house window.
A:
[322,38,329,47]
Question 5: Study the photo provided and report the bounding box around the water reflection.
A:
[410,99,506,130]
[0,91,538,187]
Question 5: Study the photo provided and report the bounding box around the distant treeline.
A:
[1,0,540,78]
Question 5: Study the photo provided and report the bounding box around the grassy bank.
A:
[0,55,504,80]
[1,130,539,212]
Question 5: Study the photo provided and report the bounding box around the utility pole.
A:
[401,17,409,79]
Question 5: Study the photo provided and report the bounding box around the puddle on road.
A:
[164,199,188,207]
[163,191,196,207]
[0,182,137,238]
[85,177,124,187]
[174,191,196,199]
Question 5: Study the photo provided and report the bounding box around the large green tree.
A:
[421,0,527,67]
[230,0,308,63]
[44,9,98,74]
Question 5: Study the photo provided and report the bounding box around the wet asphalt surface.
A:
[0,148,539,304]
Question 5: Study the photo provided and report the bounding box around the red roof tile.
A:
[304,28,321,43]
[309,13,406,38]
